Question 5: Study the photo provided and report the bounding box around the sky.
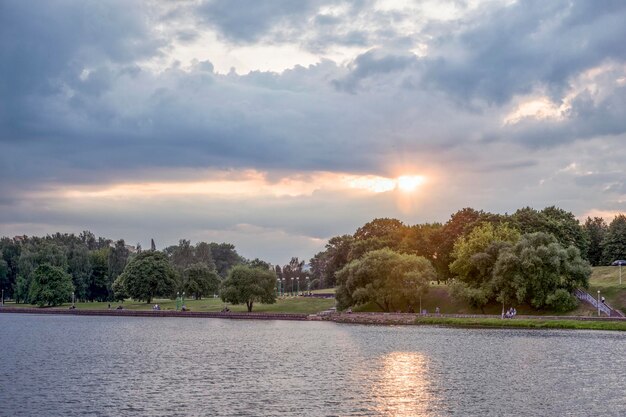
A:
[1,0,626,265]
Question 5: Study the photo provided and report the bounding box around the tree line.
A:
[0,233,256,306]
[309,207,626,312]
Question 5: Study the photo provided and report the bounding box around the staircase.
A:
[574,289,625,317]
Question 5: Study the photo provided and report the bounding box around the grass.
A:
[413,316,626,331]
[3,296,336,315]
[588,266,626,313]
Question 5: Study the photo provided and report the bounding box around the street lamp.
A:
[281,278,285,297]
[276,279,280,297]
[291,277,294,297]
[176,291,180,311]
[296,276,300,296]
[72,292,75,308]
[597,290,601,317]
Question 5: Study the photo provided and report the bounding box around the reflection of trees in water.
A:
[372,352,436,417]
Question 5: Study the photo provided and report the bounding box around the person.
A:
[108,303,111,309]
[601,297,606,304]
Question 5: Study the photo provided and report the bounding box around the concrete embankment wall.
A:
[0,307,308,321]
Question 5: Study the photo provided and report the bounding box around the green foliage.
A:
[336,248,435,312]
[220,265,277,312]
[511,206,589,259]
[14,275,29,303]
[0,256,8,291]
[449,223,519,311]
[601,214,626,265]
[116,251,177,303]
[431,208,498,280]
[546,288,579,312]
[493,233,591,308]
[209,242,243,277]
[584,217,607,266]
[28,264,74,307]
[88,248,110,301]
[182,263,220,299]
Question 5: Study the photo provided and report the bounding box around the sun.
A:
[396,175,425,192]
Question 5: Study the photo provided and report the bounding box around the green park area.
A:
[4,267,624,318]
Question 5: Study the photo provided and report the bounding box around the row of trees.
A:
[0,233,249,306]
[324,207,625,312]
[112,250,276,312]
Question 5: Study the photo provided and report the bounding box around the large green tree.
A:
[220,265,276,312]
[115,251,177,303]
[182,263,220,300]
[336,248,435,312]
[493,233,590,310]
[601,214,626,265]
[28,264,74,307]
[449,223,520,311]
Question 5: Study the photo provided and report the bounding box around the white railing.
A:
[574,289,615,316]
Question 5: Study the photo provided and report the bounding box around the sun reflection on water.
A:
[371,352,436,417]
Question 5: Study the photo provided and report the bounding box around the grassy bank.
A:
[413,316,626,331]
[3,296,335,315]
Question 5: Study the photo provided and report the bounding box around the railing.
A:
[573,289,624,317]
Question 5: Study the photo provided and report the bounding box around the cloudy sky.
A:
[1,0,626,264]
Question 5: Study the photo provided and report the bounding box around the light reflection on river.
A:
[0,314,625,416]
[372,352,433,416]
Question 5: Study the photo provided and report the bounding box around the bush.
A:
[546,289,579,312]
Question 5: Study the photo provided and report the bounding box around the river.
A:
[0,314,624,416]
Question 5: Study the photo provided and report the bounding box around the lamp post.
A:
[306,277,310,294]
[291,277,294,297]
[597,290,601,317]
[297,277,300,296]
[72,292,75,308]
[620,264,622,285]
[182,292,185,309]
[281,278,285,297]
[176,292,180,311]
[276,279,280,297]
[1,288,4,307]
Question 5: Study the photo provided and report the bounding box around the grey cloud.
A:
[196,0,322,43]
[420,1,626,104]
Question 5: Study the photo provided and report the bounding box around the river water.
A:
[0,314,624,416]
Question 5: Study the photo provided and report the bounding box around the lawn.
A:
[588,266,626,313]
[3,296,336,315]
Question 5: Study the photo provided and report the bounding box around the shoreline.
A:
[2,307,626,330]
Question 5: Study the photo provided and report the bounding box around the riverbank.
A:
[0,307,308,321]
[3,307,626,331]
[327,312,626,331]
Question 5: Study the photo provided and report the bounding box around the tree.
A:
[182,263,220,299]
[67,243,91,301]
[449,223,520,311]
[432,208,495,280]
[116,251,177,303]
[336,248,435,312]
[220,265,276,312]
[511,206,589,259]
[88,248,109,301]
[209,243,242,277]
[108,239,130,295]
[601,214,626,265]
[28,264,74,307]
[493,233,590,309]
[584,217,608,266]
